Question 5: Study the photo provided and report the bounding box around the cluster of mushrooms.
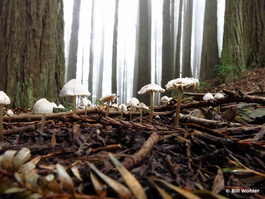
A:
[0,77,201,142]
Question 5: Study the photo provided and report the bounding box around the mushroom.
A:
[128,97,140,120]
[100,93,118,117]
[160,96,172,104]
[138,102,149,124]
[6,109,14,124]
[138,84,165,122]
[59,79,91,114]
[33,98,54,132]
[79,98,91,115]
[57,104,65,112]
[214,93,224,99]
[166,77,199,127]
[118,104,127,120]
[203,93,214,101]
[0,91,10,142]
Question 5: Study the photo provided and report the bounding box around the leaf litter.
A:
[0,69,265,198]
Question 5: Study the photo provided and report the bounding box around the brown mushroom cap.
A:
[100,94,118,103]
[138,84,165,95]
[165,77,199,91]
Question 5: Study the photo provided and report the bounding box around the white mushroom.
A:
[165,77,199,127]
[118,104,127,120]
[33,98,54,132]
[160,96,172,104]
[6,109,13,124]
[214,93,225,99]
[59,79,91,114]
[128,97,140,120]
[203,93,214,101]
[79,98,91,115]
[138,84,165,122]
[100,94,118,117]
[138,102,149,124]
[0,91,10,142]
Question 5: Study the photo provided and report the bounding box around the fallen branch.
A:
[123,132,160,170]
[179,113,242,128]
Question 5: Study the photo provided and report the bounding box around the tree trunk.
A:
[182,0,193,77]
[89,0,95,100]
[66,0,81,81]
[111,0,119,94]
[175,0,183,78]
[0,0,65,108]
[221,0,265,71]
[162,0,172,92]
[200,0,219,81]
[134,0,152,104]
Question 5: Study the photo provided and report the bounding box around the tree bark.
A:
[162,0,173,93]
[0,0,65,108]
[111,0,119,94]
[181,0,193,77]
[66,0,81,81]
[133,0,152,104]
[175,0,183,78]
[200,0,219,81]
[221,0,265,70]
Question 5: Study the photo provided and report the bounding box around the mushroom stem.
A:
[106,102,110,117]
[140,109,143,124]
[130,109,133,120]
[174,89,183,127]
[149,92,154,122]
[85,106,87,115]
[120,110,124,120]
[40,114,46,132]
[0,104,3,142]
[72,96,77,114]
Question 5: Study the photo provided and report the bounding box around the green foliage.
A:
[198,81,213,90]
[214,65,246,83]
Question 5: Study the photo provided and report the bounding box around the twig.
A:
[123,132,160,170]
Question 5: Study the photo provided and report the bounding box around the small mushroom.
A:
[138,84,165,122]
[128,97,140,120]
[79,98,91,115]
[100,94,118,117]
[160,96,172,104]
[138,102,149,124]
[214,93,224,99]
[166,77,199,127]
[33,98,54,132]
[118,104,127,120]
[203,93,214,101]
[59,79,91,114]
[6,109,14,124]
[0,91,10,142]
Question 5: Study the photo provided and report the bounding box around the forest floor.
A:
[0,68,265,199]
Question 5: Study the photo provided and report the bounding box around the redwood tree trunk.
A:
[0,0,65,108]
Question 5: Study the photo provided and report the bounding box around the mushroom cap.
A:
[50,102,58,108]
[203,93,214,101]
[214,93,225,99]
[128,97,140,107]
[118,104,127,112]
[59,79,91,97]
[138,84,165,95]
[33,98,54,114]
[160,96,172,104]
[57,104,65,109]
[0,91,10,105]
[165,77,199,91]
[100,93,118,103]
[138,102,149,110]
[6,109,14,116]
[79,98,91,108]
